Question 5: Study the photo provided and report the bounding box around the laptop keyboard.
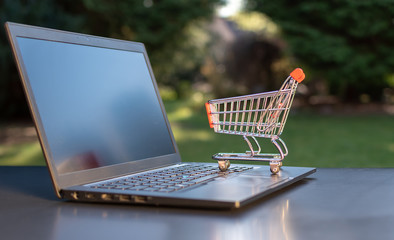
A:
[89,164,253,193]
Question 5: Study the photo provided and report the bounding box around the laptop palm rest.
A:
[177,166,315,205]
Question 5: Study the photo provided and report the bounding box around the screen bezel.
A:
[5,22,181,194]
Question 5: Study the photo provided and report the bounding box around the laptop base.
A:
[63,163,316,209]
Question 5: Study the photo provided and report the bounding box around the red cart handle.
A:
[205,102,214,128]
[290,68,305,83]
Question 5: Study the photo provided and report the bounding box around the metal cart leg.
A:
[243,135,261,156]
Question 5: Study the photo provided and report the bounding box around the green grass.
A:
[1,100,393,167]
[0,142,44,166]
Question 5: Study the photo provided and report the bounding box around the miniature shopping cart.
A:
[205,68,305,174]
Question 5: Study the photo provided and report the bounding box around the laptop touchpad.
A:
[218,174,289,188]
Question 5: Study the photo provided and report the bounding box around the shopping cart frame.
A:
[205,68,305,174]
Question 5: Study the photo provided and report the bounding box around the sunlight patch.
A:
[388,143,394,153]
[167,107,193,121]
[172,128,213,142]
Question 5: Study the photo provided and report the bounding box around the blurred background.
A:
[0,0,393,168]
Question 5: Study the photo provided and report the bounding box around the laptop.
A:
[5,22,315,209]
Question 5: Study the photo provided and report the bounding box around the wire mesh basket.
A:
[205,68,305,174]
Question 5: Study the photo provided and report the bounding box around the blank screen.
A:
[17,37,175,174]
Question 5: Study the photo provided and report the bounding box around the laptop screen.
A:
[16,36,176,174]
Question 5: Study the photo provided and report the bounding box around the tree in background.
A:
[0,0,223,119]
[199,13,292,99]
[225,12,290,94]
[247,0,394,102]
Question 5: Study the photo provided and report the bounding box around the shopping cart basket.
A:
[205,68,305,174]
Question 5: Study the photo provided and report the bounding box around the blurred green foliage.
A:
[0,0,223,119]
[247,0,394,101]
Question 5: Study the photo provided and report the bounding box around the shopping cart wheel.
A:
[218,160,230,172]
[270,164,280,174]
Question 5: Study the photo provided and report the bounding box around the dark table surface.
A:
[1,166,394,240]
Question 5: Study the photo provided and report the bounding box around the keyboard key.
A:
[144,187,161,191]
[129,186,147,191]
[190,175,219,184]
